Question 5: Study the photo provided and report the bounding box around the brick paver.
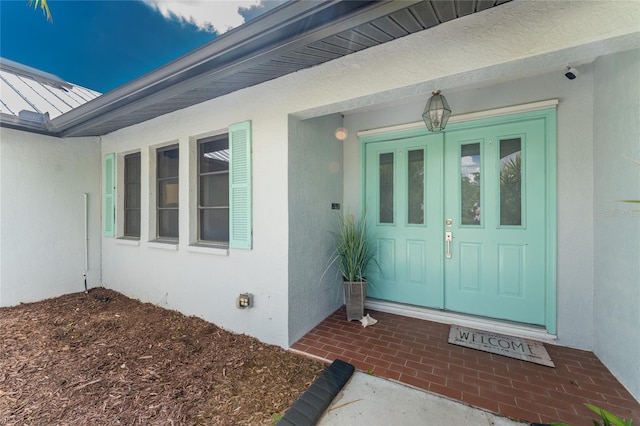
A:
[291,308,640,425]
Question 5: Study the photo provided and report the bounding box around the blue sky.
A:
[0,1,281,93]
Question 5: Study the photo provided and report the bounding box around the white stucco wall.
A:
[342,67,596,350]
[0,128,101,306]
[288,114,344,344]
[98,0,638,350]
[101,100,292,346]
[102,112,342,348]
[593,49,640,401]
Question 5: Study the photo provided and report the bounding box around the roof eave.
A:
[0,112,56,136]
[48,0,420,137]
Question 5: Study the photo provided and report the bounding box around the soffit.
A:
[1,0,512,137]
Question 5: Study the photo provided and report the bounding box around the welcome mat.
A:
[448,325,555,367]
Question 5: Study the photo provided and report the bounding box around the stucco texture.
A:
[593,49,640,401]
[0,129,101,306]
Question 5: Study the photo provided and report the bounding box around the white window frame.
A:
[189,130,230,250]
[149,141,180,244]
[123,151,142,238]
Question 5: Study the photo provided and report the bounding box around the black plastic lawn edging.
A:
[277,359,355,426]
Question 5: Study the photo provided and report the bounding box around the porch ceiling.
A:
[0,0,511,138]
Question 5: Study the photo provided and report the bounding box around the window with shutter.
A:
[197,134,230,244]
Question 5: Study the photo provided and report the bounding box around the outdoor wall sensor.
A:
[236,293,253,309]
[565,66,578,80]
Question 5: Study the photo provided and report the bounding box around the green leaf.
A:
[28,0,53,22]
[585,403,633,426]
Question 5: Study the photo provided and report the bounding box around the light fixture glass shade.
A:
[422,90,452,132]
[335,127,348,141]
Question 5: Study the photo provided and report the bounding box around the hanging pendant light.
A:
[422,90,451,132]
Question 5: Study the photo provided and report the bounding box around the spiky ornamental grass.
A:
[334,213,377,283]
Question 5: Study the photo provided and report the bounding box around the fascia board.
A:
[0,112,52,135]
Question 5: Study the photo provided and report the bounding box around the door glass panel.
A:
[500,138,522,225]
[461,143,481,225]
[407,149,424,224]
[379,152,394,223]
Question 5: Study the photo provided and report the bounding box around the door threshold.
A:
[365,299,558,344]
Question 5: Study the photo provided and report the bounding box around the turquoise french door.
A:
[443,118,547,325]
[364,133,445,308]
[363,111,553,326]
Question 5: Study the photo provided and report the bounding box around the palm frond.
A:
[28,0,53,23]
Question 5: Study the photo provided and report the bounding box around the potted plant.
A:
[332,212,377,321]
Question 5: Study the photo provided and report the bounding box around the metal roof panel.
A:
[0,59,101,125]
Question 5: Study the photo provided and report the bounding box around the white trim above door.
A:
[357,99,559,138]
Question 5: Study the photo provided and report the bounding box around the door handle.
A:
[445,231,452,259]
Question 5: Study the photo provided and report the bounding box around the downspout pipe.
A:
[83,193,88,293]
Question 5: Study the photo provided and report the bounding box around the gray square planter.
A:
[343,281,367,321]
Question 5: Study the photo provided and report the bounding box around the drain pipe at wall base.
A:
[83,192,89,293]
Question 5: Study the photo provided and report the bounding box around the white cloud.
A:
[461,156,480,181]
[142,0,261,34]
[461,156,477,167]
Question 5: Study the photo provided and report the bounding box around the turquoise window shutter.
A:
[229,121,252,249]
[103,153,116,237]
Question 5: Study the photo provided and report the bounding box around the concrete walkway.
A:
[318,372,528,426]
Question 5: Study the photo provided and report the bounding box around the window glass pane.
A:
[158,209,179,238]
[500,138,522,226]
[157,145,179,178]
[158,179,179,208]
[124,153,141,238]
[199,137,229,173]
[124,210,140,237]
[379,152,394,223]
[125,182,140,209]
[461,143,481,225]
[408,149,424,224]
[200,208,229,242]
[124,153,140,181]
[200,174,229,207]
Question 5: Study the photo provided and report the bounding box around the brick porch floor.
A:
[290,308,640,425]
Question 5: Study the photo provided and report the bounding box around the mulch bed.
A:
[0,288,324,425]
